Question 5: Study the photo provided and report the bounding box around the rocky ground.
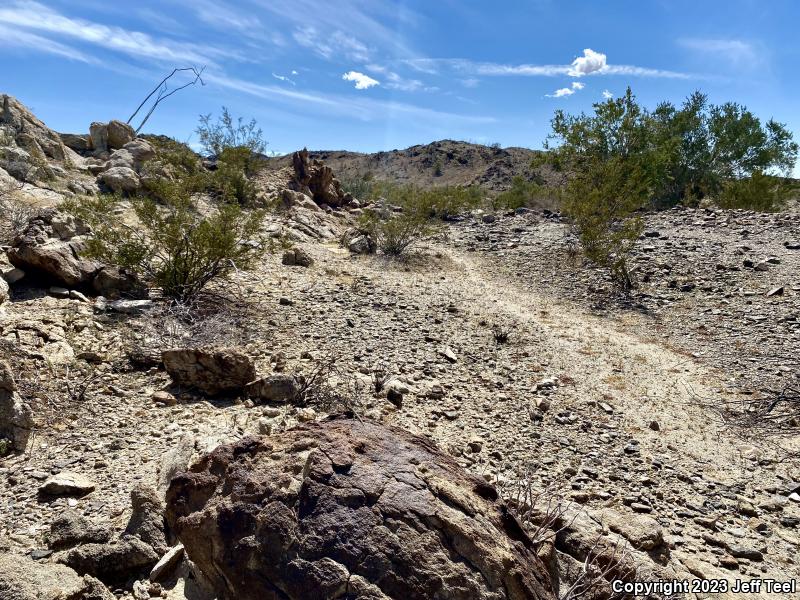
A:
[1,95,799,599]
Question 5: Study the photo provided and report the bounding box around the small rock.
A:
[438,346,457,363]
[40,472,96,496]
[726,545,763,562]
[149,544,184,582]
[765,286,784,298]
[387,388,403,408]
[48,286,70,298]
[151,391,177,406]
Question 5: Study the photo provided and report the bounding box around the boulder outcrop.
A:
[162,347,257,396]
[290,148,351,207]
[7,209,100,287]
[166,417,556,600]
[7,209,145,296]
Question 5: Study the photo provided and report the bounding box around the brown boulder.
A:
[162,347,256,396]
[290,148,349,207]
[166,417,556,600]
[281,246,314,267]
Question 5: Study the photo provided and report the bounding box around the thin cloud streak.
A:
[0,0,243,66]
[404,57,692,79]
[0,23,98,64]
[205,73,496,125]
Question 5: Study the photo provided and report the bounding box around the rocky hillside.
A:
[265,139,548,192]
[1,95,799,600]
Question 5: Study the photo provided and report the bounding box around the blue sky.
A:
[1,0,799,164]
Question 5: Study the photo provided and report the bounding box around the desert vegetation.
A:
[64,112,269,301]
[541,87,798,287]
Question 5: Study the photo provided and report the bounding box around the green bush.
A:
[66,192,266,301]
[207,147,259,206]
[196,107,267,156]
[338,171,378,201]
[494,176,559,210]
[716,171,794,212]
[546,89,651,289]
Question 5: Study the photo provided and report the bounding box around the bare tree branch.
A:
[127,67,206,134]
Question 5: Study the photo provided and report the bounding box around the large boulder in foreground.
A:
[166,417,556,600]
[162,347,256,396]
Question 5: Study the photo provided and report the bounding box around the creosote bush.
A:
[65,113,268,301]
[67,192,265,301]
[544,87,798,288]
[358,184,480,256]
[716,171,795,212]
[196,107,267,157]
[0,180,35,245]
[493,176,560,211]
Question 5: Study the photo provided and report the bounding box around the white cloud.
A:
[293,26,370,61]
[342,71,380,90]
[272,73,295,85]
[677,38,760,68]
[602,89,613,99]
[253,0,414,57]
[0,23,96,63]
[186,0,262,32]
[205,73,496,125]
[567,48,607,76]
[547,87,575,98]
[546,80,584,98]
[291,70,299,75]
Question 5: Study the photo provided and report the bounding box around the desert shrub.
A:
[138,139,207,204]
[339,171,378,201]
[648,92,798,206]
[207,147,259,205]
[716,170,794,212]
[543,88,798,286]
[65,191,266,301]
[494,176,560,210]
[358,184,480,256]
[423,185,482,219]
[546,89,651,289]
[196,107,266,157]
[0,180,35,245]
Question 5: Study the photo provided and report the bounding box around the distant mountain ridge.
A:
[264,139,547,191]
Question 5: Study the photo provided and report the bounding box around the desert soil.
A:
[2,206,799,596]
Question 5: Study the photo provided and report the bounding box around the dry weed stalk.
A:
[559,537,635,600]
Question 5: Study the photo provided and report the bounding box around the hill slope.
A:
[265,139,545,191]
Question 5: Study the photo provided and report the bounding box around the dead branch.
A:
[127,67,206,134]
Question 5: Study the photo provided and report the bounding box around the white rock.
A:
[149,544,184,582]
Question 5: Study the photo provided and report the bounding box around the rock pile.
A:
[166,417,557,600]
[289,148,351,207]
